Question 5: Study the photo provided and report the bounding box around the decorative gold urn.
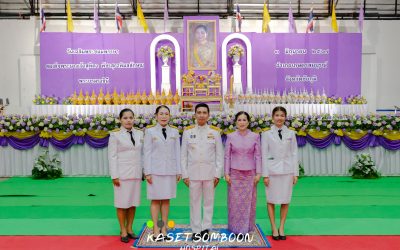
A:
[120,91,126,105]
[71,91,78,105]
[97,88,104,105]
[90,90,97,105]
[105,90,112,105]
[84,91,90,105]
[147,92,155,105]
[135,90,142,105]
[132,91,138,105]
[155,91,161,105]
[77,89,84,105]
[173,90,180,105]
[160,90,167,105]
[141,91,148,105]
[126,92,132,104]
[112,89,120,105]
[166,90,173,105]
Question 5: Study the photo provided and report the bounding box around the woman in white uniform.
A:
[144,105,181,240]
[261,106,299,241]
[108,108,143,243]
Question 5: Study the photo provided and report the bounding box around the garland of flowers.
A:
[32,93,367,105]
[1,113,400,151]
[1,113,399,135]
[33,95,60,105]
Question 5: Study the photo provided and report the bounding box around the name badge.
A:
[268,157,274,160]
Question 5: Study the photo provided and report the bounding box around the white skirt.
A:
[113,179,141,208]
[147,175,176,200]
[265,174,294,205]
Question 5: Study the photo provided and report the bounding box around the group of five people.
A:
[108,103,298,243]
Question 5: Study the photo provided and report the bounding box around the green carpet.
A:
[0,177,399,236]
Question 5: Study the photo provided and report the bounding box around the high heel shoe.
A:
[120,234,130,243]
[278,229,286,240]
[272,230,280,241]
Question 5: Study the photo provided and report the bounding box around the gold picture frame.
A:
[187,20,217,71]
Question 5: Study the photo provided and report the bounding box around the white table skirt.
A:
[30,104,368,116]
[30,105,181,116]
[0,143,398,177]
[227,104,368,116]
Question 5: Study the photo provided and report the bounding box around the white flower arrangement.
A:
[32,150,62,179]
[348,153,380,179]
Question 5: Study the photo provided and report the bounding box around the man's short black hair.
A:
[194,103,210,114]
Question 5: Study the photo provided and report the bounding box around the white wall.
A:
[0,17,399,114]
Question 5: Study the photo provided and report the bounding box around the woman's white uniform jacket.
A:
[261,125,299,177]
[143,124,181,176]
[108,127,144,180]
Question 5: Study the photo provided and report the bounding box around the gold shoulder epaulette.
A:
[210,125,222,132]
[146,124,156,129]
[111,128,121,132]
[134,127,144,132]
[184,125,195,131]
[169,125,178,130]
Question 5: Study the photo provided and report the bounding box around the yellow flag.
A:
[137,0,148,32]
[331,3,338,32]
[262,1,271,33]
[66,0,74,32]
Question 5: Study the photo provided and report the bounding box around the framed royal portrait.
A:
[185,18,218,71]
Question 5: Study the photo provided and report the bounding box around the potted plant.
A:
[32,150,62,179]
[349,153,380,179]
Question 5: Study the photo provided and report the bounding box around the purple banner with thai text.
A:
[40,32,361,97]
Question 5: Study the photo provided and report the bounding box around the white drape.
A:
[299,144,400,176]
[1,144,398,177]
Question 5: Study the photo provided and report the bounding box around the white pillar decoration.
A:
[222,33,253,96]
[161,63,171,93]
[233,62,242,94]
[150,34,181,95]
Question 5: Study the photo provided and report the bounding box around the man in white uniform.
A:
[181,103,223,241]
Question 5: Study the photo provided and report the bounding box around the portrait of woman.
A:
[187,20,217,70]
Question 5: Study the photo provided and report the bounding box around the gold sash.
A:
[193,43,205,67]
